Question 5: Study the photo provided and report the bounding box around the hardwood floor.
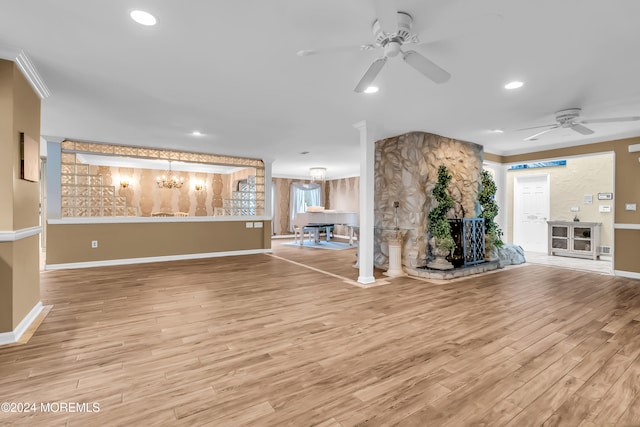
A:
[1,240,640,426]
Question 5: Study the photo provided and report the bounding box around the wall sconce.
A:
[120,179,131,189]
[194,182,205,191]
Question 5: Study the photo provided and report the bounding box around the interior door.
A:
[514,174,549,253]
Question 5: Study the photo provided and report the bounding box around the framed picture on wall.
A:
[20,132,39,182]
[597,192,613,200]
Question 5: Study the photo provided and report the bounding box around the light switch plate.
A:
[625,203,637,211]
[599,205,611,213]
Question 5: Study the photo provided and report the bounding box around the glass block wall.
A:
[60,152,138,217]
[215,171,265,216]
[60,140,265,217]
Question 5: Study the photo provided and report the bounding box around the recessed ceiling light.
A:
[504,81,523,90]
[190,131,203,136]
[491,129,504,133]
[130,10,157,26]
[364,86,379,94]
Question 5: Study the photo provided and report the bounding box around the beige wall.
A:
[326,176,359,212]
[614,229,640,273]
[490,135,640,273]
[0,61,14,231]
[46,220,271,265]
[506,154,614,249]
[0,244,12,332]
[0,60,41,333]
[325,176,360,235]
[12,236,40,326]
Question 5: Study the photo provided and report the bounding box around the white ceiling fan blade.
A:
[581,116,640,124]
[402,50,451,84]
[373,0,398,35]
[515,123,557,132]
[570,123,595,135]
[296,44,376,57]
[354,57,388,93]
[524,126,559,141]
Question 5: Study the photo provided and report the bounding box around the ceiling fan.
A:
[297,0,451,92]
[520,108,640,141]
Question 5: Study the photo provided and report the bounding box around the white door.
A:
[514,174,549,253]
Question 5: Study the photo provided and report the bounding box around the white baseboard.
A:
[45,248,273,271]
[334,234,358,241]
[614,270,640,280]
[0,301,43,346]
[272,234,295,239]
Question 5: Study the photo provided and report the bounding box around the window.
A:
[289,182,321,231]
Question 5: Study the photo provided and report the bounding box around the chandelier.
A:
[156,161,184,189]
[309,167,326,182]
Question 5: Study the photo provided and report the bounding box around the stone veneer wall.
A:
[375,132,483,268]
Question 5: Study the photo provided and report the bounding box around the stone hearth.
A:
[406,260,500,280]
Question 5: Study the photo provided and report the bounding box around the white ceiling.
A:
[2,0,640,179]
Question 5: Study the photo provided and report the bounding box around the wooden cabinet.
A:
[547,221,601,260]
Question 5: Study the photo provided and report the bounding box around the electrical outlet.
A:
[91,240,98,248]
[253,222,263,228]
[625,203,637,211]
[245,222,254,228]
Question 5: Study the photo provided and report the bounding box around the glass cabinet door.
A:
[574,227,591,239]
[573,226,592,252]
[552,238,568,250]
[552,226,568,238]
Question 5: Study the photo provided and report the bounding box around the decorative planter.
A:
[427,238,454,270]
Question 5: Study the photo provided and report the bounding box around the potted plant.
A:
[478,170,504,260]
[427,165,456,270]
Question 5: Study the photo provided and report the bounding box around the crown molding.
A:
[0,47,50,99]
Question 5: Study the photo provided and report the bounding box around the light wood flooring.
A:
[2,239,640,426]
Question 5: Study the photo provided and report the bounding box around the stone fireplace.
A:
[374,131,483,269]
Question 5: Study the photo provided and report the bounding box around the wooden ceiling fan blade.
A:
[402,50,450,84]
[570,123,595,135]
[354,57,387,93]
[524,126,559,141]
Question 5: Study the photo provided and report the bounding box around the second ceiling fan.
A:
[519,108,640,141]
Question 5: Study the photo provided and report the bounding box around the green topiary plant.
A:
[478,170,504,250]
[428,165,456,254]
